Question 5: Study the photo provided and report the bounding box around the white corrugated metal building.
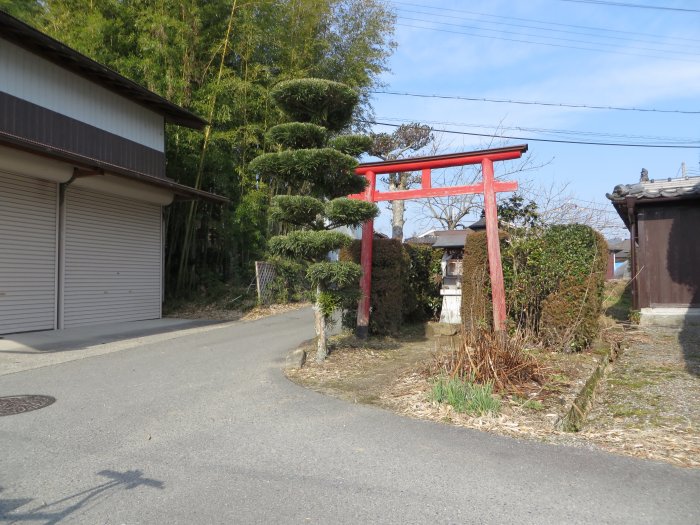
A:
[0,12,223,335]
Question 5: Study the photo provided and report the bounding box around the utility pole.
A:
[681,161,687,178]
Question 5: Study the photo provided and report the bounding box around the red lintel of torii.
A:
[348,144,528,338]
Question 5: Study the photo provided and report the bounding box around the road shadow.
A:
[678,292,700,377]
[0,319,226,354]
[0,469,164,524]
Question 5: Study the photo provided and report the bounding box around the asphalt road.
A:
[1,308,699,524]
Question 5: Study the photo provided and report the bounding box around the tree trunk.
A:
[388,172,407,240]
[314,284,328,363]
[391,199,405,240]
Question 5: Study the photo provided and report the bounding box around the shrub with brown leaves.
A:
[435,328,544,394]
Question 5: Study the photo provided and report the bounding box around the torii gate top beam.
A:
[355,144,528,175]
[350,144,528,338]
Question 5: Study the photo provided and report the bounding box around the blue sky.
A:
[365,0,700,238]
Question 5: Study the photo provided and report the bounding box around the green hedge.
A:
[403,244,443,323]
[461,231,509,331]
[537,225,608,351]
[461,231,492,331]
[341,239,442,335]
[463,224,607,351]
[341,239,403,335]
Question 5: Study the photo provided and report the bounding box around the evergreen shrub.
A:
[460,231,508,331]
[538,225,608,351]
[462,224,606,351]
[403,244,443,322]
[268,258,308,303]
[341,240,443,333]
[249,77,378,363]
[341,239,404,335]
[266,122,327,149]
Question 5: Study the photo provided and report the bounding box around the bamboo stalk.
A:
[176,0,238,294]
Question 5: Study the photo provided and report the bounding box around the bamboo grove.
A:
[2,0,397,298]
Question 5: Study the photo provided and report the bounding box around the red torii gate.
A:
[349,144,528,338]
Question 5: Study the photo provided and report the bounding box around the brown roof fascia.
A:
[358,144,529,170]
[609,192,700,228]
[0,11,207,130]
[0,133,227,204]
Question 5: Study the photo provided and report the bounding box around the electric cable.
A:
[368,90,700,115]
[362,120,700,149]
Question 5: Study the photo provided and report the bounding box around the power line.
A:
[369,90,700,115]
[558,0,700,13]
[390,1,700,44]
[396,14,700,57]
[374,116,699,143]
[396,6,700,51]
[362,120,700,149]
[395,22,700,63]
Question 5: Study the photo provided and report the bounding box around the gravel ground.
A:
[583,325,700,467]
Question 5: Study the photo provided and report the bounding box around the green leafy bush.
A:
[537,226,608,351]
[403,244,442,322]
[502,232,549,332]
[268,258,309,303]
[464,224,607,351]
[341,240,442,333]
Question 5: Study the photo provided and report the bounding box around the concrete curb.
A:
[285,337,318,370]
[285,346,307,369]
[557,338,623,432]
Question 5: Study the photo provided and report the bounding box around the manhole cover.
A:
[0,395,56,416]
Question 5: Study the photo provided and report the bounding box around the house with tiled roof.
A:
[607,171,700,327]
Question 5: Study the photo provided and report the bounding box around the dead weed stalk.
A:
[435,328,544,394]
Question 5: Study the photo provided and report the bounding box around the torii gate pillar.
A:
[350,144,528,338]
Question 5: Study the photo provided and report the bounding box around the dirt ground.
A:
[287,321,700,468]
[582,326,700,467]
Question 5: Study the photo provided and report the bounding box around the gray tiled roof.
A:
[606,175,700,229]
[432,229,473,248]
[607,239,630,253]
[607,176,700,202]
[405,229,474,248]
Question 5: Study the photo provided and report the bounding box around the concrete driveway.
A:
[1,308,699,524]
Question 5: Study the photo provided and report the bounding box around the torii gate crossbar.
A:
[349,144,528,338]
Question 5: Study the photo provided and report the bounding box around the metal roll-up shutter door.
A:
[63,187,162,327]
[0,173,57,334]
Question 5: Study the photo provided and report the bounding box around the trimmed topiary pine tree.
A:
[249,78,378,363]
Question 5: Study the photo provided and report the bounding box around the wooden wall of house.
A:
[637,201,700,308]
